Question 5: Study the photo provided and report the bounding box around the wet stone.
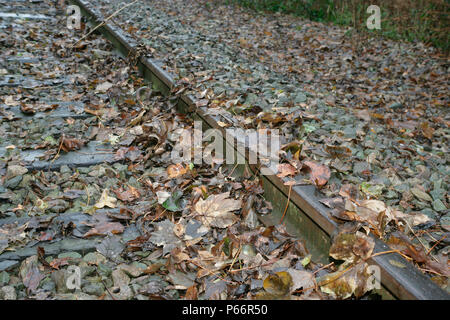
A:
[421,208,438,221]
[58,252,82,260]
[40,276,55,292]
[440,214,450,232]
[0,285,16,300]
[83,252,107,265]
[5,165,28,180]
[388,102,404,110]
[3,175,22,189]
[82,282,105,296]
[294,92,307,103]
[0,260,19,272]
[432,199,446,212]
[54,292,98,300]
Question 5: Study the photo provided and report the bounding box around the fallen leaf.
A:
[49,257,70,270]
[149,219,183,255]
[330,232,374,263]
[303,161,330,187]
[319,262,375,299]
[185,285,198,300]
[60,136,84,152]
[20,103,36,115]
[420,121,434,139]
[276,163,297,178]
[94,189,117,209]
[167,163,188,178]
[84,221,124,237]
[19,256,44,294]
[263,271,292,297]
[195,192,241,228]
[162,190,184,212]
[95,81,113,93]
[113,185,140,202]
[325,145,352,158]
[286,268,315,295]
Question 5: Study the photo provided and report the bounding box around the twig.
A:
[70,0,139,49]
[417,268,446,277]
[316,263,355,287]
[228,244,242,272]
[229,261,274,273]
[226,163,239,179]
[312,262,334,275]
[279,183,292,224]
[426,234,446,255]
[404,219,438,262]
[51,133,64,163]
[148,209,166,222]
[369,249,412,261]
[95,269,116,300]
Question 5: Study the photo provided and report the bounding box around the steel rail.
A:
[69,0,449,300]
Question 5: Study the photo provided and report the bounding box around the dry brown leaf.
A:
[185,285,198,300]
[83,221,124,237]
[276,163,297,178]
[320,262,375,299]
[303,161,330,188]
[420,121,434,139]
[113,185,140,202]
[194,192,241,228]
[60,136,84,152]
[167,163,188,178]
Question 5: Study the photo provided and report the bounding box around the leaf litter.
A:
[0,0,448,300]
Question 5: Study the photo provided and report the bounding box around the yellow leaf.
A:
[263,271,293,297]
[94,189,117,209]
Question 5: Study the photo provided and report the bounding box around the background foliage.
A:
[222,0,449,52]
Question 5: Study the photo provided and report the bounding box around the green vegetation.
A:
[224,0,449,52]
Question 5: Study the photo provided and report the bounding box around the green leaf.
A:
[162,190,183,212]
[360,182,384,197]
[301,255,311,267]
[223,237,231,256]
[44,135,58,145]
[302,123,316,134]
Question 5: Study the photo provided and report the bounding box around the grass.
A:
[222,0,449,53]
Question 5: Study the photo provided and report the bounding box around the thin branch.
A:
[71,0,139,49]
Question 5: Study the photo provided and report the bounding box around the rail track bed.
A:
[0,0,448,300]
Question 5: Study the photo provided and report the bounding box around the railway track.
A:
[67,0,449,300]
[0,0,448,300]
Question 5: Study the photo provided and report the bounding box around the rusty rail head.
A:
[69,0,449,300]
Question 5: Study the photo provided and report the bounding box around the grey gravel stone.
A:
[82,282,105,296]
[0,285,16,300]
